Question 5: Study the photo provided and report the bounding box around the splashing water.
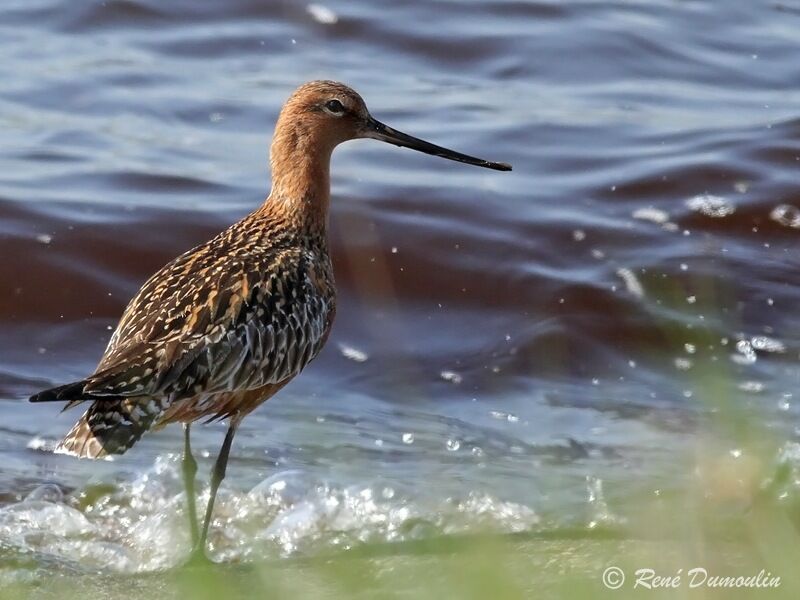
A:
[0,456,540,573]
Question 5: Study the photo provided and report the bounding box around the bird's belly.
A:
[157,380,291,426]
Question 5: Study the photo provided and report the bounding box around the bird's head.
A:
[272,80,512,172]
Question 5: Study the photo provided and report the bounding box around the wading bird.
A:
[30,81,511,562]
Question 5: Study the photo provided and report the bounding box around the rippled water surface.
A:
[1,0,800,577]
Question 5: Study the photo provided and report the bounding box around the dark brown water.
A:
[1,0,800,574]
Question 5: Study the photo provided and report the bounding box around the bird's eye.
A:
[324,99,345,114]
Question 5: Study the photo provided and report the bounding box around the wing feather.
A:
[85,230,333,402]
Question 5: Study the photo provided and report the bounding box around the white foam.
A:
[685,194,735,218]
[751,335,785,353]
[307,4,338,24]
[770,204,800,228]
[616,267,644,299]
[440,370,463,384]
[632,206,669,224]
[0,459,541,572]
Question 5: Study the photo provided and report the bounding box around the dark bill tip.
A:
[364,118,512,172]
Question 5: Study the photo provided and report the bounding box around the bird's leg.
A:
[190,422,237,562]
[181,423,199,548]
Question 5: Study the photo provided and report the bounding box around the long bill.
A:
[363,117,512,172]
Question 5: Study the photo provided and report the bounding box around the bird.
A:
[29,80,511,563]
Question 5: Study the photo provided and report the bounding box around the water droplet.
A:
[446,439,461,452]
[401,433,415,444]
[616,268,644,299]
[338,343,368,363]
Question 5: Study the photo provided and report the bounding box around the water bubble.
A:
[686,295,696,304]
[401,433,415,445]
[35,233,52,244]
[684,343,696,354]
[572,229,586,241]
[446,439,461,452]
[674,357,693,370]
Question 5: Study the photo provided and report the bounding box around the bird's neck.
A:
[264,121,333,236]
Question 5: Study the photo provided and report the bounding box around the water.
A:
[1,0,800,577]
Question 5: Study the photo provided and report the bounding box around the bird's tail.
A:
[56,397,168,459]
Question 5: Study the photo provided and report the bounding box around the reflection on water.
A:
[1,0,800,575]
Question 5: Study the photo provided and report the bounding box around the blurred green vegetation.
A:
[2,421,799,600]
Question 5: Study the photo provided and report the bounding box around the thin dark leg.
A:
[182,423,199,548]
[190,422,237,562]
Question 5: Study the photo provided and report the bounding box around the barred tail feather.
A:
[55,398,167,459]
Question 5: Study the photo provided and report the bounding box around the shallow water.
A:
[1,0,800,576]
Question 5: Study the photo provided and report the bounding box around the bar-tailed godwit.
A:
[30,80,511,562]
